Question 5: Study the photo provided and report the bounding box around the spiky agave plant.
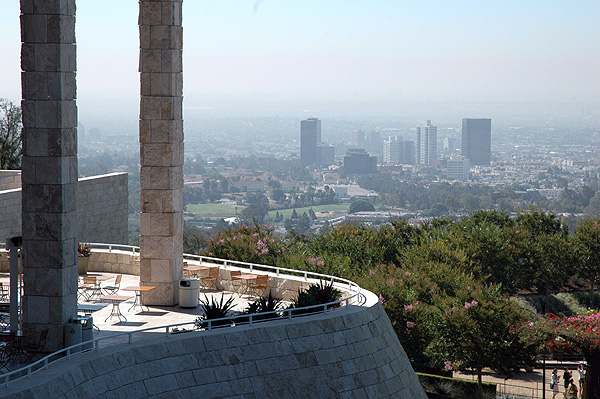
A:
[307,280,342,308]
[243,290,283,322]
[195,294,235,328]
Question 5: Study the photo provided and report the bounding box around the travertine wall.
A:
[139,0,185,306]
[0,172,21,191]
[0,173,129,245]
[20,0,79,351]
[0,189,22,241]
[0,291,427,399]
[77,173,129,244]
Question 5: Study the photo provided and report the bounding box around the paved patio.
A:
[1,271,267,343]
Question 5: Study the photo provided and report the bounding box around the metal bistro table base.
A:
[99,295,130,322]
[122,286,156,313]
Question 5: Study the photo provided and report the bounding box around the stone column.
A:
[20,0,78,351]
[139,0,184,305]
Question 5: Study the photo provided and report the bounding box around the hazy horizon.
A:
[1,0,599,120]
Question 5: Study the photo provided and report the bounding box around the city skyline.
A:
[1,1,599,119]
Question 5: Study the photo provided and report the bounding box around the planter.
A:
[78,256,90,275]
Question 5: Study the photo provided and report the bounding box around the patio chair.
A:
[0,339,13,371]
[0,282,9,301]
[24,328,48,362]
[83,276,102,300]
[183,262,191,278]
[103,274,122,295]
[229,270,243,293]
[78,278,94,301]
[248,275,269,297]
[200,267,220,290]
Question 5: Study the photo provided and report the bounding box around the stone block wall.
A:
[0,172,21,191]
[1,291,426,399]
[77,173,129,244]
[139,0,185,306]
[0,172,128,245]
[0,189,22,242]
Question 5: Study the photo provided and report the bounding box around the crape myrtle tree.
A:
[0,98,22,169]
[425,285,541,396]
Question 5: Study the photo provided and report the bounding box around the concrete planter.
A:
[78,256,90,275]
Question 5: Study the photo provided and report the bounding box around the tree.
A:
[183,224,208,254]
[426,286,541,395]
[239,203,270,225]
[270,188,286,202]
[574,218,600,307]
[0,98,22,169]
[348,199,375,213]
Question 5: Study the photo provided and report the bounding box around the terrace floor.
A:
[0,272,266,342]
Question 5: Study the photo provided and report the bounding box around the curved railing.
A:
[87,242,361,293]
[0,246,365,388]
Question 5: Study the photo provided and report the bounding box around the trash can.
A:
[73,315,93,350]
[64,322,82,352]
[179,278,200,308]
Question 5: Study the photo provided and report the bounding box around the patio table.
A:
[98,295,130,322]
[121,286,156,312]
[237,274,258,294]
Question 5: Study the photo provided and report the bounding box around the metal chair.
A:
[83,276,102,300]
[102,274,122,295]
[249,275,269,297]
[24,328,49,362]
[200,267,220,290]
[0,282,9,301]
[229,270,243,293]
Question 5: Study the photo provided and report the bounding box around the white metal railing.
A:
[88,243,361,294]
[0,248,365,388]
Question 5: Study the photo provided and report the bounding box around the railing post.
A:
[249,315,253,326]
[128,333,132,344]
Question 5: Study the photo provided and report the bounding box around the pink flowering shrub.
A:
[206,224,284,266]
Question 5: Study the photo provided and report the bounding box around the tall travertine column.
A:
[20,0,78,351]
[139,0,184,305]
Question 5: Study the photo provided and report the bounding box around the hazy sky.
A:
[1,1,599,113]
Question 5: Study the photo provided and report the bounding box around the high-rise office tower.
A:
[447,155,470,181]
[351,130,365,147]
[301,118,321,166]
[383,136,415,165]
[416,120,437,165]
[344,149,377,174]
[462,118,491,166]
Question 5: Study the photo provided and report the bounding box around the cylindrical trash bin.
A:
[179,278,200,308]
[73,315,93,350]
[64,322,82,352]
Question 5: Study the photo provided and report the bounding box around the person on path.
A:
[552,369,561,399]
[563,368,572,394]
[566,380,578,399]
[577,363,585,398]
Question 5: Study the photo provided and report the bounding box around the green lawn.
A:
[268,204,349,220]
[185,203,243,217]
[184,202,349,222]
